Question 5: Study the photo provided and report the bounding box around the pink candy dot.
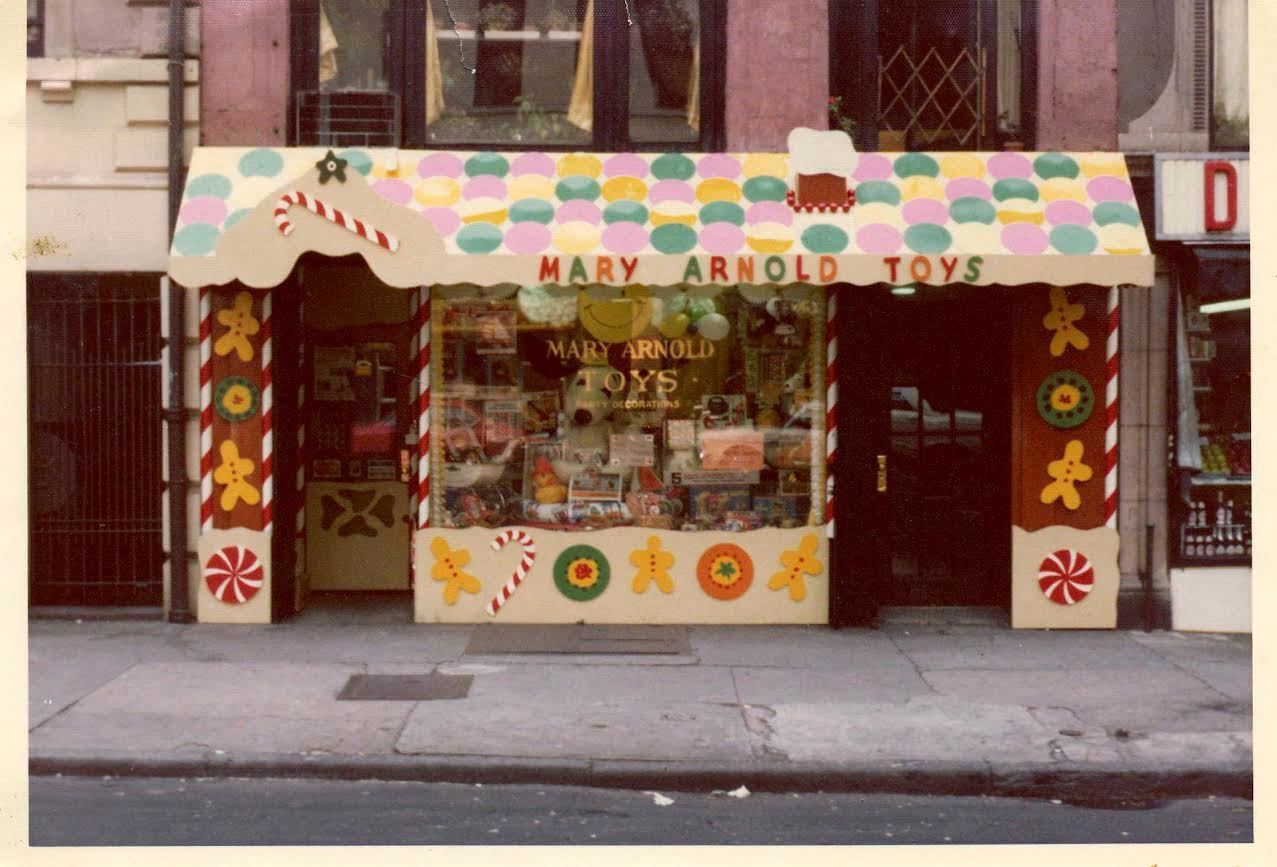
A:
[945,178,992,200]
[988,151,1032,179]
[699,223,746,254]
[556,200,602,225]
[853,154,895,181]
[745,201,794,226]
[510,152,555,176]
[1000,223,1049,254]
[602,222,650,255]
[1086,175,1134,202]
[697,153,742,179]
[372,178,413,205]
[604,153,650,178]
[417,153,463,178]
[179,196,227,226]
[649,179,696,204]
[421,207,461,236]
[503,222,551,254]
[856,223,902,254]
[463,176,508,199]
[902,198,949,225]
[1045,200,1093,226]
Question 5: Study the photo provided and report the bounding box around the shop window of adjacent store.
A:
[1212,0,1248,149]
[1170,250,1250,566]
[291,1,725,150]
[28,0,42,57]
[431,285,825,532]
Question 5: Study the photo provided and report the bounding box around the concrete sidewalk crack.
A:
[883,630,941,696]
[28,661,144,735]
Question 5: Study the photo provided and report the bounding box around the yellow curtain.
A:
[567,0,595,132]
[686,39,700,133]
[426,0,445,124]
[318,5,339,86]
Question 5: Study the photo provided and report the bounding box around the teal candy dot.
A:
[650,223,698,254]
[465,152,510,177]
[855,181,901,206]
[556,175,601,201]
[238,148,284,178]
[337,149,373,176]
[949,197,997,224]
[1092,201,1142,227]
[992,178,1040,202]
[742,175,788,202]
[604,200,649,224]
[456,223,504,254]
[893,152,940,178]
[509,198,555,224]
[185,174,232,199]
[172,223,220,255]
[1050,224,1098,254]
[651,153,696,181]
[801,224,849,254]
[700,201,745,225]
[1034,152,1079,180]
[903,223,952,254]
[223,208,253,230]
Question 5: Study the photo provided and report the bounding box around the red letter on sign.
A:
[1204,161,1238,232]
[539,256,561,281]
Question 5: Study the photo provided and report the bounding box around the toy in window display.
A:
[531,456,568,504]
[562,367,618,466]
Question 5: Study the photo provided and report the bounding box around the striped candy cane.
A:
[825,285,838,538]
[416,289,432,530]
[1104,285,1120,529]
[485,529,537,617]
[260,290,274,533]
[199,286,213,532]
[274,190,400,252]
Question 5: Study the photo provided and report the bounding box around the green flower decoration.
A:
[315,149,348,184]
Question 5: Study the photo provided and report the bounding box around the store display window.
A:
[430,284,826,532]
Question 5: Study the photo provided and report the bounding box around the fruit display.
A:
[1199,437,1251,475]
[1200,440,1230,473]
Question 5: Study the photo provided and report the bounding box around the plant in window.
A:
[478,1,520,32]
[827,95,856,137]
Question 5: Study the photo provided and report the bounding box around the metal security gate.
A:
[28,276,165,606]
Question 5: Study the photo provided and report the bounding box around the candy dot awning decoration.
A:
[170,148,1154,289]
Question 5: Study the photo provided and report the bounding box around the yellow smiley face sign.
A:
[578,286,655,343]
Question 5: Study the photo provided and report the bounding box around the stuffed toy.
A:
[562,367,618,465]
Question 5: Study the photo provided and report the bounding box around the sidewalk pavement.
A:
[27,612,1252,800]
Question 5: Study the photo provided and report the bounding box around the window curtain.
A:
[319,5,339,86]
[567,0,595,132]
[686,39,700,133]
[426,0,445,124]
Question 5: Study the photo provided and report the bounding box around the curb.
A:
[29,751,1253,802]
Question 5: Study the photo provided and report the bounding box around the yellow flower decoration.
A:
[212,440,260,512]
[214,291,261,362]
[1041,286,1089,357]
[629,536,675,594]
[768,533,824,602]
[430,537,481,605]
[1040,439,1094,511]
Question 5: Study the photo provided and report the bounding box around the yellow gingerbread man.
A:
[769,533,824,602]
[430,537,481,605]
[1042,286,1089,357]
[212,440,260,511]
[1040,439,1093,510]
[629,536,675,594]
[215,291,261,362]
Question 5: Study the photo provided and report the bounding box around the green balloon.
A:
[659,313,690,338]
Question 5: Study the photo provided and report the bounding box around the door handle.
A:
[877,454,888,493]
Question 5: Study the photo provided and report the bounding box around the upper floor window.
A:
[1212,0,1247,149]
[28,0,43,57]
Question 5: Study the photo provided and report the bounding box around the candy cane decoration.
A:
[260,290,274,533]
[274,190,400,252]
[485,529,537,617]
[199,286,213,532]
[825,285,838,538]
[1104,286,1119,529]
[416,289,432,530]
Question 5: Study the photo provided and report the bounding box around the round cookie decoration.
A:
[203,545,264,604]
[1036,370,1095,429]
[214,376,261,422]
[554,545,611,601]
[697,543,754,600]
[1037,549,1095,606]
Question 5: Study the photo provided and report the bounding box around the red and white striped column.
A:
[198,286,213,532]
[415,288,432,530]
[825,285,838,538]
[260,290,274,533]
[1104,285,1120,529]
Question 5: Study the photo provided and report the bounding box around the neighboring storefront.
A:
[169,132,1153,626]
[1155,153,1251,632]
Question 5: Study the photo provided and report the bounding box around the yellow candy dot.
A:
[553,220,602,254]
[1079,154,1128,179]
[939,153,985,179]
[415,177,461,207]
[650,202,697,226]
[1098,223,1146,254]
[745,222,794,254]
[508,174,556,200]
[742,153,789,178]
[1040,178,1086,203]
[460,197,507,224]
[900,176,945,200]
[557,153,602,178]
[696,178,741,203]
[996,198,1043,224]
[602,176,649,202]
[853,202,904,227]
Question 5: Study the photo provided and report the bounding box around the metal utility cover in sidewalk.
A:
[337,673,473,701]
[464,625,691,655]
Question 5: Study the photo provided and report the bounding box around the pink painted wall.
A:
[1036,0,1119,149]
[725,0,829,151]
[200,0,288,145]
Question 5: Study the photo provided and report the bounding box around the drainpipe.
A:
[166,0,192,622]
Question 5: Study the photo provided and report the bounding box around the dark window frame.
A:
[28,0,44,57]
[290,0,726,151]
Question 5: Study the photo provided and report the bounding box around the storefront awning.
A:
[169,147,1154,290]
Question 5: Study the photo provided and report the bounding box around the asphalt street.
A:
[28,775,1253,846]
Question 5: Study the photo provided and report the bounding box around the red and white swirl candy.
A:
[204,545,264,604]
[274,190,399,252]
[485,529,537,617]
[1037,549,1094,606]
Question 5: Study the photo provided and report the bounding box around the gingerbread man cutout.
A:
[430,537,481,605]
[768,533,824,602]
[1041,286,1089,357]
[214,291,261,362]
[630,536,675,594]
[1040,439,1093,510]
[212,439,260,511]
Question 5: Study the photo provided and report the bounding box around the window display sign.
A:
[1154,154,1250,242]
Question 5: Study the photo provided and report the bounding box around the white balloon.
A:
[697,312,730,341]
